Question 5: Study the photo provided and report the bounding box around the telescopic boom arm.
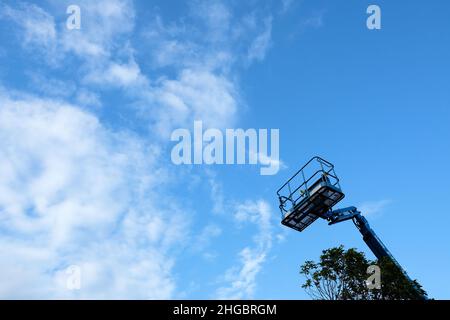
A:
[324,206,426,299]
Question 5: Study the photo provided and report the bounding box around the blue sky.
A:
[0,0,449,299]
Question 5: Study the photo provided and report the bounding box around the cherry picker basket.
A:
[276,156,345,232]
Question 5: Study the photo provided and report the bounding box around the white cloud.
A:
[247,17,272,63]
[144,3,273,71]
[0,0,279,299]
[193,224,222,254]
[1,1,271,137]
[216,200,273,299]
[1,0,135,64]
[75,89,102,108]
[190,0,231,44]
[154,69,238,137]
[0,2,58,61]
[27,72,76,98]
[302,14,324,29]
[137,18,243,136]
[59,0,135,59]
[358,200,391,218]
[280,0,295,14]
[0,91,187,298]
[84,59,147,89]
[207,172,225,215]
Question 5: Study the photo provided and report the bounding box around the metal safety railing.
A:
[276,156,342,217]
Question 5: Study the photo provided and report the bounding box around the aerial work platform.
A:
[276,156,427,299]
[277,156,344,232]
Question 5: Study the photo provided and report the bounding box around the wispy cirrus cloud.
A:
[358,199,392,218]
[1,0,273,135]
[0,2,58,61]
[0,0,277,299]
[216,200,273,299]
[247,16,273,64]
[279,0,297,15]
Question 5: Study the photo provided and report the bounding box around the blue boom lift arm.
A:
[325,206,406,271]
[324,206,425,299]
